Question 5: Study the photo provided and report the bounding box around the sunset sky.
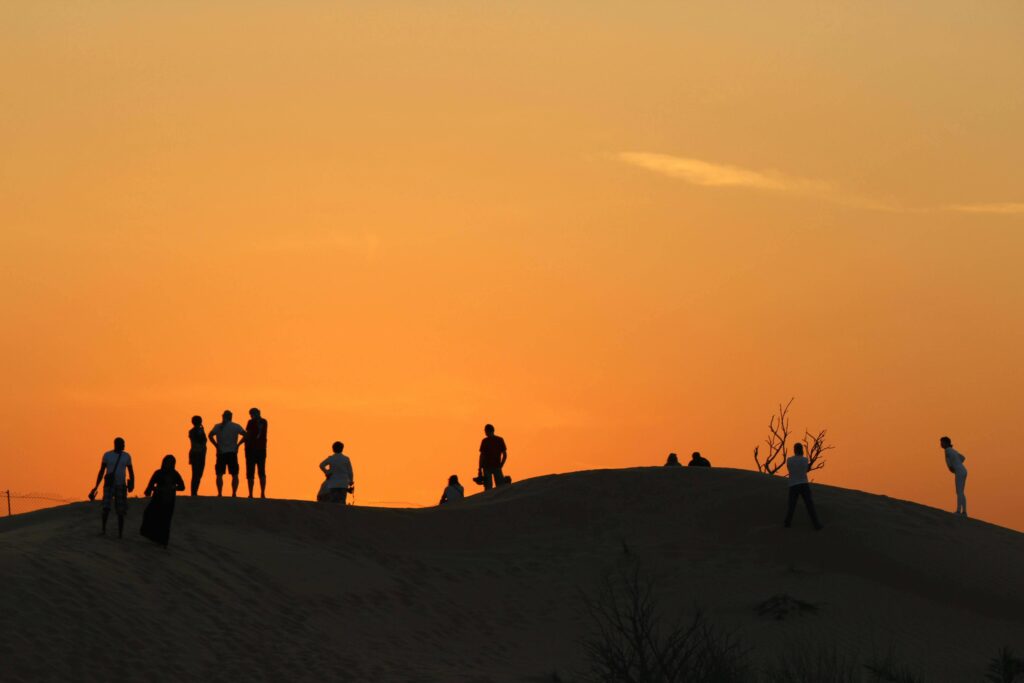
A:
[2,2,1022,526]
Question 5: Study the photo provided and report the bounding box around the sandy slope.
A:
[0,467,1021,682]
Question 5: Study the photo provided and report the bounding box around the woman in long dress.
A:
[140,454,186,547]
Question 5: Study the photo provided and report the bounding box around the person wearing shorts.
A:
[245,407,268,499]
[209,410,246,497]
[89,437,135,538]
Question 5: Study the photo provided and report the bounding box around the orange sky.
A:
[2,2,1023,526]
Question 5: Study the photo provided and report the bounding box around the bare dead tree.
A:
[803,429,834,472]
[754,398,793,475]
[755,399,835,475]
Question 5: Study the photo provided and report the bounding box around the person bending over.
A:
[940,436,968,517]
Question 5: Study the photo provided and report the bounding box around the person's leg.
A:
[190,461,201,496]
[115,486,127,538]
[494,466,506,487]
[784,486,799,527]
[956,471,967,516]
[229,455,239,497]
[245,456,255,498]
[215,457,225,497]
[482,468,494,490]
[257,458,266,498]
[101,484,112,534]
[800,485,823,530]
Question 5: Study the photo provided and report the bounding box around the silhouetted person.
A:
[478,424,508,490]
[245,407,268,499]
[319,441,354,504]
[140,455,186,548]
[664,453,681,467]
[88,437,136,538]
[940,436,968,517]
[783,443,822,530]
[439,475,464,505]
[188,415,207,496]
[688,451,711,467]
[209,410,246,497]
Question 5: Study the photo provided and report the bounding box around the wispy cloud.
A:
[617,152,831,195]
[944,203,1024,215]
[617,151,1021,216]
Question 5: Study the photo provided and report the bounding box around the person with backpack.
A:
[208,410,246,497]
[140,455,186,548]
[244,407,268,499]
[940,436,968,517]
[88,437,136,538]
[439,475,464,505]
[477,424,508,490]
[187,415,207,496]
[783,443,823,530]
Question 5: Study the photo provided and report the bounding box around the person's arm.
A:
[127,463,135,492]
[144,472,158,497]
[174,471,185,491]
[91,461,107,496]
[345,460,354,489]
[478,448,484,475]
[319,457,331,478]
[500,442,507,468]
[209,427,219,449]
[440,490,447,505]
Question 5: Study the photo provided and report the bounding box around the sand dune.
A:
[1,467,1021,681]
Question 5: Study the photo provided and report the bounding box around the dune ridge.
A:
[1,467,1022,682]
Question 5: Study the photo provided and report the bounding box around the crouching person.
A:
[318,441,354,504]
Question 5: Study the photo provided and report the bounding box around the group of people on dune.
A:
[662,436,969,532]
[85,418,511,547]
[85,417,970,548]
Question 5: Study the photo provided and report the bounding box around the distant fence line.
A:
[2,490,75,516]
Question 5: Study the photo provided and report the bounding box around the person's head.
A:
[191,415,202,427]
[222,410,232,422]
[484,424,495,436]
[250,407,260,418]
[793,443,804,456]
[161,454,176,471]
[666,453,679,464]
[332,441,344,454]
[940,436,952,448]
[690,451,701,461]
[449,474,460,486]
[113,437,125,451]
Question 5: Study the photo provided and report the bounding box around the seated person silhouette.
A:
[688,451,711,467]
[439,475,464,505]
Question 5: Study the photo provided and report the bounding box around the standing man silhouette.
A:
[478,424,508,490]
[88,437,135,538]
[940,436,968,517]
[783,443,823,530]
[188,415,207,496]
[245,408,268,499]
[209,410,246,497]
